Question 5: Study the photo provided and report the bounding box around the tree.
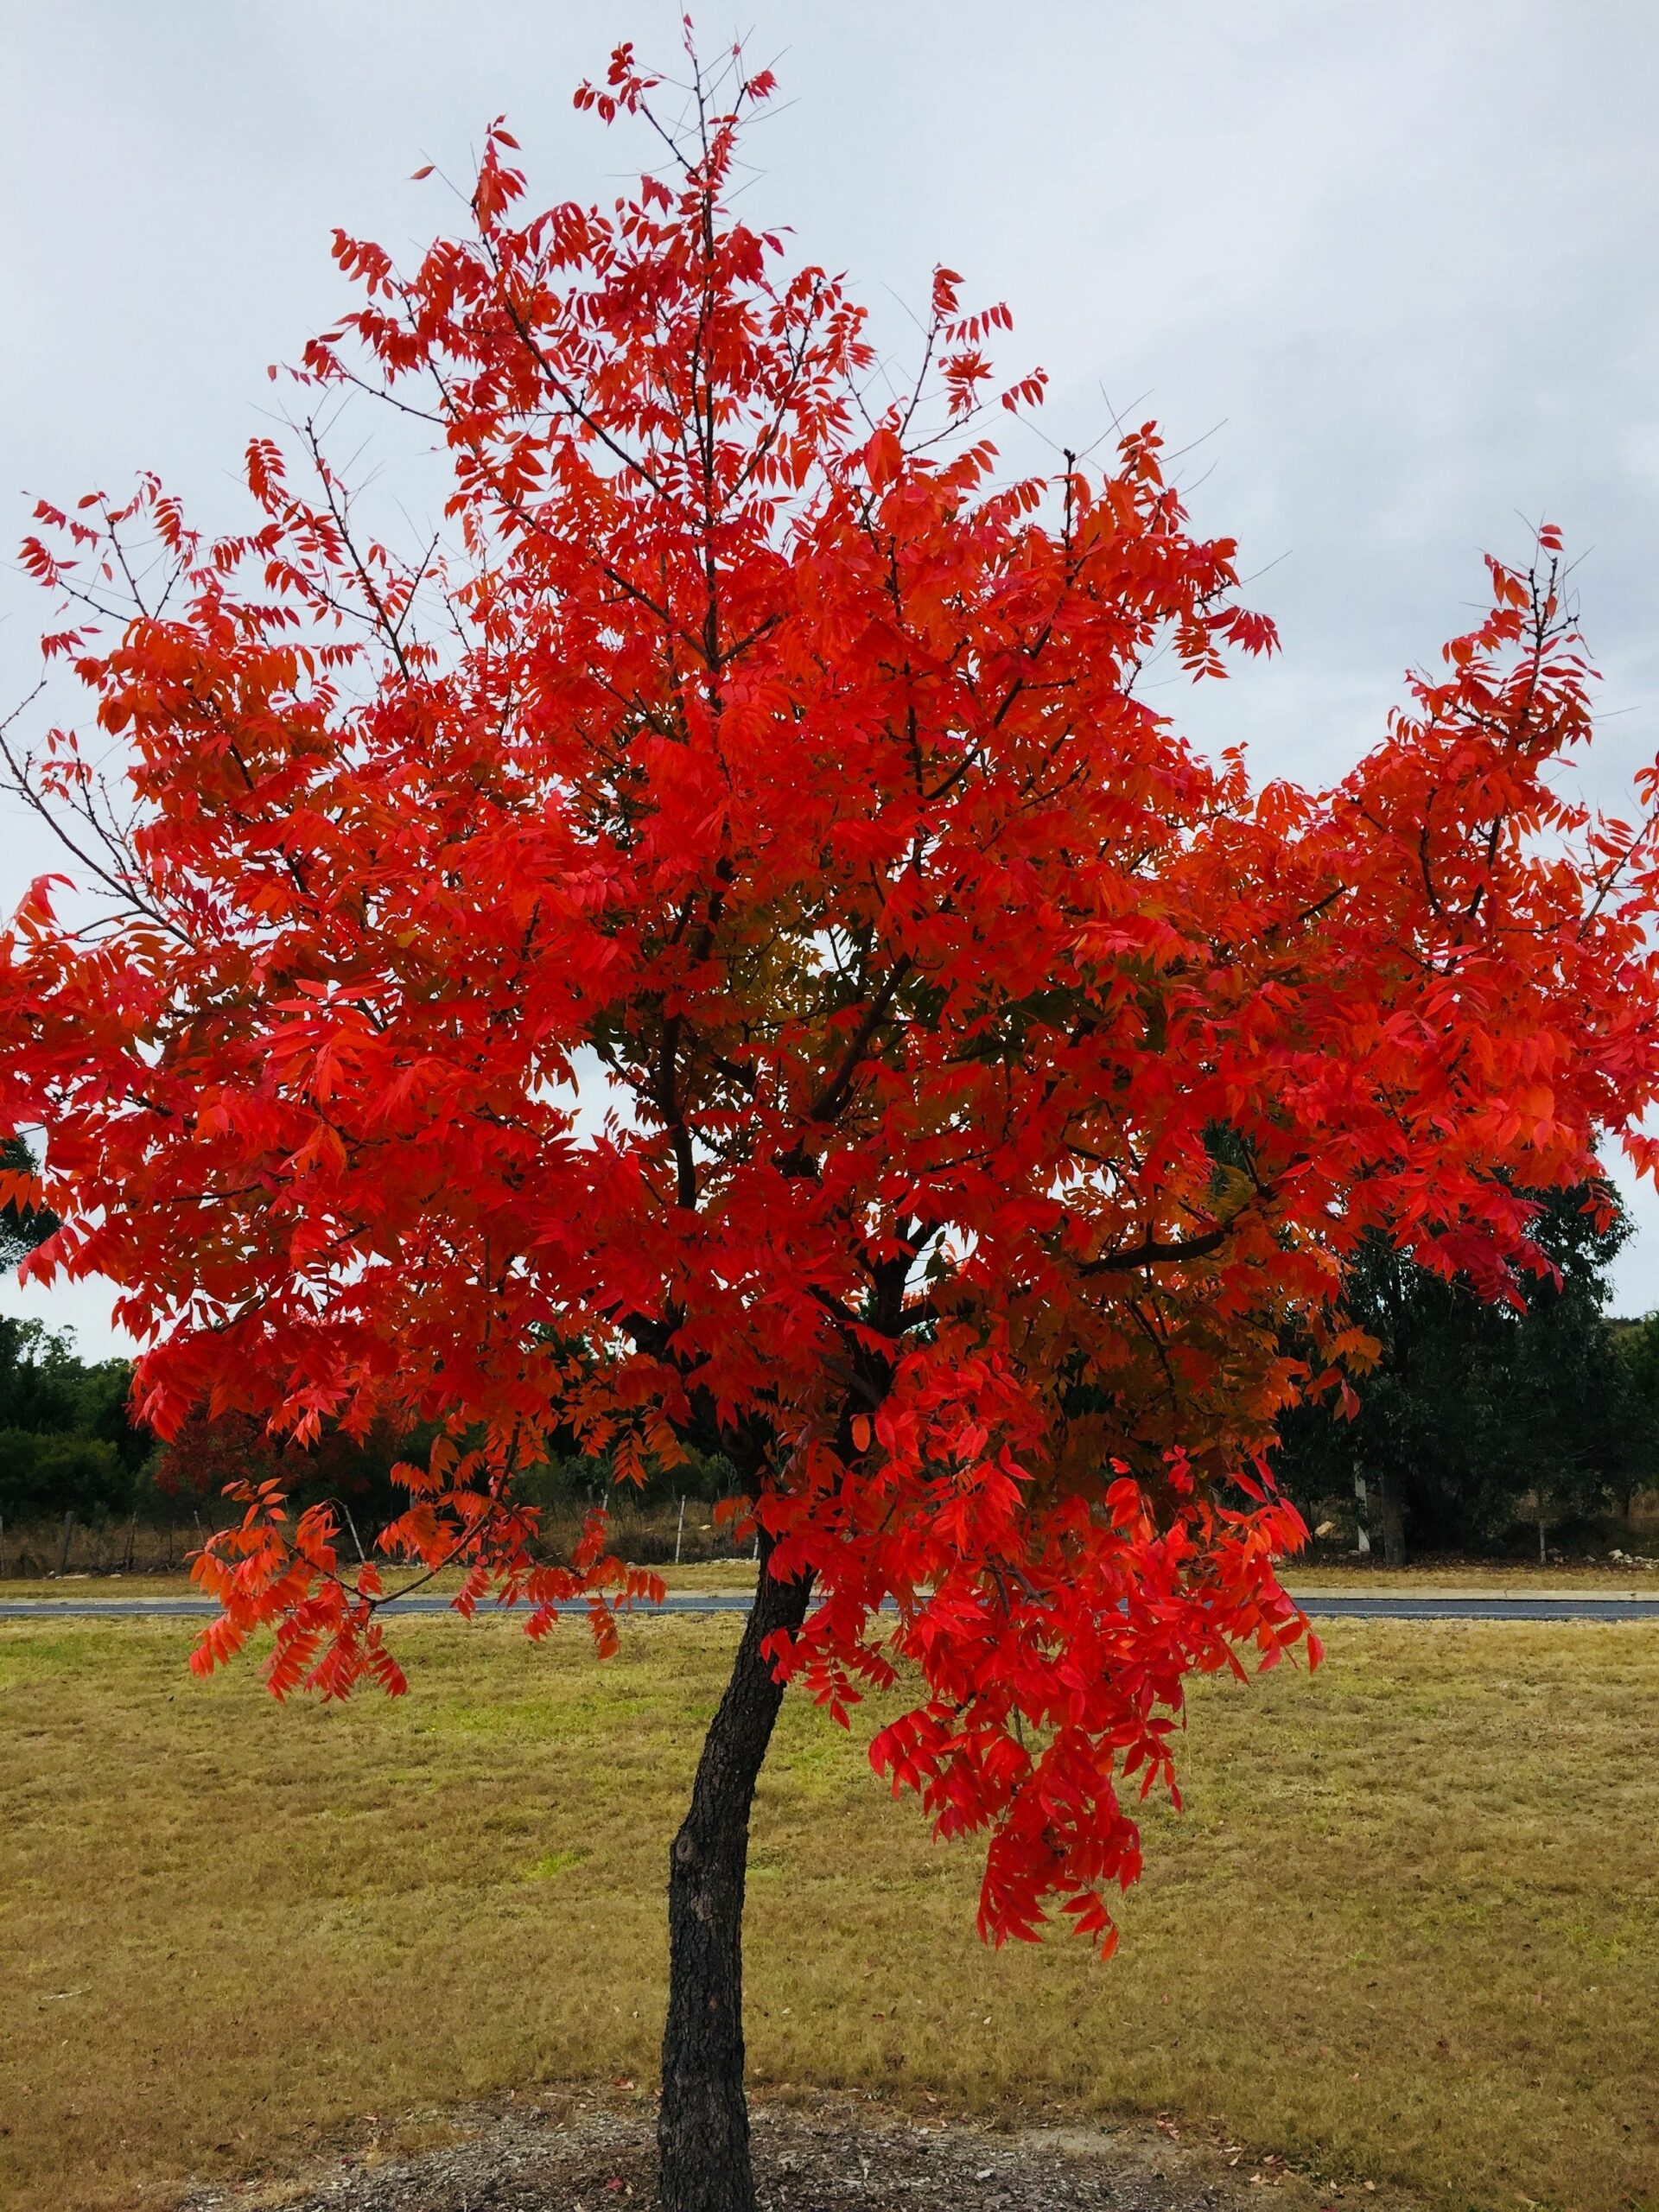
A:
[0,1315,142,1523]
[1611,1313,1659,1523]
[5,42,1659,2212]
[1275,1185,1638,1558]
[0,1315,81,1438]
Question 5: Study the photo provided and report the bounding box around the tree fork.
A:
[658,1531,814,2212]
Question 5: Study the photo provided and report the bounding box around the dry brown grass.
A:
[10,1555,1656,1605]
[3,1614,1656,2212]
[1290,1561,1659,1590]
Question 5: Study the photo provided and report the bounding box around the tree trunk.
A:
[1379,1471,1406,1567]
[658,1536,814,2212]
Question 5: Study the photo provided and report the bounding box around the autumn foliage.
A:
[5,42,1659,1961]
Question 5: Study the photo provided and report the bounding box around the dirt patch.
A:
[175,2089,1386,2212]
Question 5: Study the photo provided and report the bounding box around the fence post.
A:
[338,1498,367,1566]
[1354,1472,1372,1559]
[675,1495,686,1567]
[0,1512,6,1580]
[58,1510,74,1576]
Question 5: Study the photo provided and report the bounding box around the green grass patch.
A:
[0,1614,1655,2212]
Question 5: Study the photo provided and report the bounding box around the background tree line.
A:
[1273,1183,1659,1561]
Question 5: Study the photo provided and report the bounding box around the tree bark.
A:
[658,1536,814,2212]
[1379,1470,1407,1567]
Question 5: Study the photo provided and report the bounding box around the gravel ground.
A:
[175,2089,1378,2212]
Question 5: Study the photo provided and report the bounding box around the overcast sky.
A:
[4,0,1658,1357]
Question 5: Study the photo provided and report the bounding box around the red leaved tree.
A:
[6,42,1659,2212]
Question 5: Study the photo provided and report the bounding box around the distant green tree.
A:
[0,1318,142,1521]
[0,1134,59,1273]
[1274,1185,1637,1560]
[0,1427,123,1521]
[0,1317,84,1436]
[1611,1313,1659,1521]
[1,1136,159,1526]
[73,1357,155,1483]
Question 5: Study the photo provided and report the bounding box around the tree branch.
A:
[1077,1221,1238,1275]
[806,955,912,1123]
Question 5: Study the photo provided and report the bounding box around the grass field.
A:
[3,1612,1656,2212]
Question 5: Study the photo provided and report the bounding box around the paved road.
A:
[3,1592,1657,1622]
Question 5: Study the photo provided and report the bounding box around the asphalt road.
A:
[2,1592,1657,1622]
